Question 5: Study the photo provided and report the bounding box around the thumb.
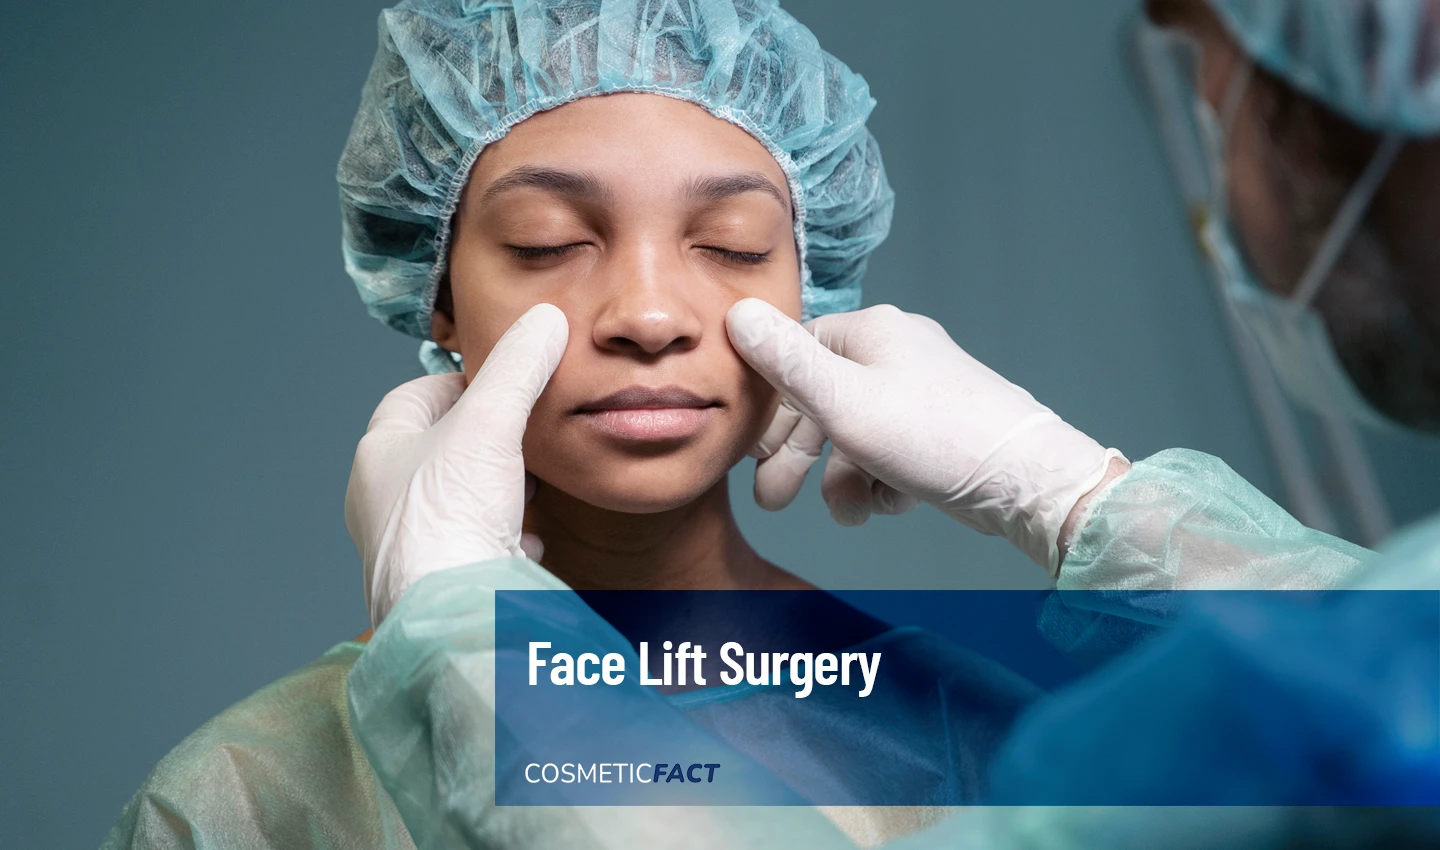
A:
[445,303,569,447]
[726,298,864,429]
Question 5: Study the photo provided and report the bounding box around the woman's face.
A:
[434,93,803,512]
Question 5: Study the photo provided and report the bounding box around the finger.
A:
[871,480,920,516]
[725,298,866,428]
[519,532,545,562]
[365,373,467,434]
[446,303,569,445]
[749,397,805,459]
[753,410,829,511]
[821,448,875,527]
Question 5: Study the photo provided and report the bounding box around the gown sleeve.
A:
[1061,448,1375,591]
[1038,448,1378,666]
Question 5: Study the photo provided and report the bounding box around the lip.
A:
[575,386,717,412]
[574,385,720,442]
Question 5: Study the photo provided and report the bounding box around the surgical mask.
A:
[1159,28,1407,430]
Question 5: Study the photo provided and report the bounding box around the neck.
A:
[524,476,803,591]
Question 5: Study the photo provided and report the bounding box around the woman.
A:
[104,2,1038,848]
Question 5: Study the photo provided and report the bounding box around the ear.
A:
[430,307,460,354]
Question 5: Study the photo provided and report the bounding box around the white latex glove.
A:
[726,299,1124,575]
[345,303,569,627]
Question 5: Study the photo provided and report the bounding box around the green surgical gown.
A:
[101,642,415,850]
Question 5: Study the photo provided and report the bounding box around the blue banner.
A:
[493,589,1440,806]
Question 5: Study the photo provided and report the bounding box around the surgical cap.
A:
[338,0,893,370]
[1205,0,1440,136]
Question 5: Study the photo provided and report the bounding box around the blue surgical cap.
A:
[1206,0,1440,136]
[338,0,893,372]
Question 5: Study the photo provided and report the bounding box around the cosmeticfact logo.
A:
[524,762,722,784]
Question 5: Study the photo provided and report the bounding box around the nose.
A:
[590,242,704,357]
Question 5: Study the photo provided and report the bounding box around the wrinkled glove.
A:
[726,299,1123,574]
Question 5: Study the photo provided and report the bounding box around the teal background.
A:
[3,0,1438,845]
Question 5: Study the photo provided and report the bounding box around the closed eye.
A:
[699,246,771,266]
[508,243,586,261]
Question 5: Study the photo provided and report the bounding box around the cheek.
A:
[511,336,584,462]
[455,306,515,381]
[519,392,567,480]
[452,293,583,480]
[769,248,805,321]
[454,272,605,379]
[717,237,803,320]
[510,324,613,489]
[449,252,554,375]
[721,260,797,445]
[1228,118,1304,295]
[728,333,783,453]
[457,298,567,384]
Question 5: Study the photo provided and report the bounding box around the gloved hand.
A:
[725,299,1124,574]
[345,303,569,627]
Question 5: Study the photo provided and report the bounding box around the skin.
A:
[431,93,811,592]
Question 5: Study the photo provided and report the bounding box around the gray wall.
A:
[4,1,1438,846]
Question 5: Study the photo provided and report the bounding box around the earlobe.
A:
[430,308,460,353]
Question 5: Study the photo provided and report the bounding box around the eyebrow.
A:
[478,166,790,214]
[479,166,612,206]
[686,172,791,215]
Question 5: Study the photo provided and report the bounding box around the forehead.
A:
[468,92,792,195]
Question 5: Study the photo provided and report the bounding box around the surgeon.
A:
[342,0,1440,847]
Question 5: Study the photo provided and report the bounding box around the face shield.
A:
[1133,19,1407,431]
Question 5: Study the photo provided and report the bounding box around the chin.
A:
[536,444,735,514]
